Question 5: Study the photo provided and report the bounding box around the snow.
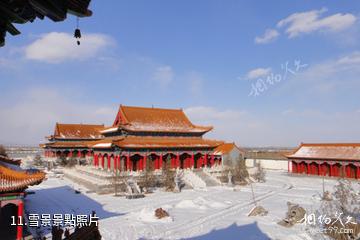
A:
[175,197,227,210]
[101,127,119,134]
[125,122,206,133]
[25,170,360,240]
[128,207,173,223]
[93,143,112,148]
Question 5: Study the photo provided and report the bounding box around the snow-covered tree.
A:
[253,163,266,182]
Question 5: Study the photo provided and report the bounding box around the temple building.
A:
[0,155,45,240]
[42,105,238,172]
[286,143,360,179]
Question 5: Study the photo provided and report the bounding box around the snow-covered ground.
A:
[25,170,360,240]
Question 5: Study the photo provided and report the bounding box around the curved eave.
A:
[120,125,213,134]
[285,155,360,161]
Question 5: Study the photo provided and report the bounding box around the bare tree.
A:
[142,155,156,190]
[33,154,43,166]
[112,169,123,196]
[162,155,175,191]
[0,145,7,157]
[332,179,359,216]
[316,179,360,240]
[231,154,249,184]
[253,163,266,182]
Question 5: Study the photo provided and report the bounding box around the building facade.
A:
[42,105,235,172]
[286,143,360,179]
[0,155,45,239]
[213,143,245,167]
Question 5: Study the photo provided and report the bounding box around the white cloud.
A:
[278,51,360,98]
[303,51,360,79]
[337,51,360,65]
[0,87,116,145]
[152,65,174,87]
[185,106,360,147]
[187,71,204,95]
[24,32,114,63]
[245,67,271,79]
[277,8,356,38]
[255,29,279,44]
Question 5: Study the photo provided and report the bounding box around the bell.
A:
[74,28,81,39]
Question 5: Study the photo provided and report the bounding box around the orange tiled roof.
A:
[213,143,244,155]
[44,141,93,148]
[111,105,213,133]
[53,123,104,139]
[0,158,45,193]
[286,143,360,161]
[92,136,223,149]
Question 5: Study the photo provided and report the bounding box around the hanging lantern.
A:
[74,17,81,45]
[74,28,81,45]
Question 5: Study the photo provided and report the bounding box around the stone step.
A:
[194,170,220,187]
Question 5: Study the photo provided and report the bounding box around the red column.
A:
[114,156,117,171]
[320,163,323,176]
[78,151,81,158]
[307,163,310,174]
[107,156,111,169]
[101,155,105,168]
[143,155,147,170]
[159,154,163,169]
[156,156,160,169]
[210,154,215,167]
[330,164,333,177]
[16,201,23,240]
[357,166,360,179]
[190,153,194,168]
[291,161,295,172]
[176,154,180,168]
[94,154,97,167]
[204,154,208,167]
[127,154,130,171]
[171,156,174,168]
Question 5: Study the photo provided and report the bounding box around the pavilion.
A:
[286,143,360,179]
[41,105,234,172]
[0,155,45,239]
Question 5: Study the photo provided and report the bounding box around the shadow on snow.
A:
[186,222,270,240]
[25,186,122,235]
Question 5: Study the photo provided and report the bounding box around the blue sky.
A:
[1,1,360,146]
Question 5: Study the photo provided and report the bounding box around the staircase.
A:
[63,166,125,194]
[193,169,221,187]
[182,169,206,190]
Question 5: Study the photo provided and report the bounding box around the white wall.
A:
[246,158,289,171]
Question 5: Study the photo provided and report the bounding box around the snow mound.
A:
[175,199,208,210]
[175,197,226,210]
[132,207,173,223]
